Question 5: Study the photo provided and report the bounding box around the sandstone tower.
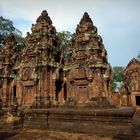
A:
[0,33,20,107]
[16,10,62,108]
[63,12,112,106]
[120,58,140,106]
[0,11,112,108]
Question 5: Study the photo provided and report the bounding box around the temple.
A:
[16,10,62,108]
[0,10,139,139]
[0,10,112,108]
[64,12,112,106]
[0,33,21,107]
[120,58,140,106]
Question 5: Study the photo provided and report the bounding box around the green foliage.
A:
[57,31,72,51]
[16,36,25,51]
[0,16,22,35]
[137,52,140,60]
[112,66,125,82]
[0,16,14,31]
[0,16,22,43]
[110,82,117,92]
[110,66,125,92]
[0,16,24,50]
[0,34,4,46]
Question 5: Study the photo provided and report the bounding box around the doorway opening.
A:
[136,96,140,106]
[55,80,63,101]
[64,83,67,101]
[13,85,16,98]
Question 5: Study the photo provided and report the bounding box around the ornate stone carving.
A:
[64,12,112,105]
[17,10,62,107]
[0,11,113,108]
[0,33,20,107]
[21,67,33,81]
[120,58,140,106]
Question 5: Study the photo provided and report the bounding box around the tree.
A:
[110,82,117,92]
[57,31,73,57]
[137,52,140,61]
[0,16,24,50]
[112,66,125,82]
[111,66,125,92]
[0,16,22,36]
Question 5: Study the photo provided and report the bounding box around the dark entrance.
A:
[64,83,67,101]
[136,96,140,106]
[13,85,16,98]
[55,80,63,101]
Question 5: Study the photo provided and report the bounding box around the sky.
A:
[0,0,140,67]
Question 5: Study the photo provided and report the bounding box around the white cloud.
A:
[1,0,139,34]
[0,0,96,31]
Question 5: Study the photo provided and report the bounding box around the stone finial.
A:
[36,10,52,24]
[3,33,17,45]
[83,12,90,20]
[126,58,140,69]
[79,12,93,25]
[75,12,96,36]
[26,32,30,36]
[130,58,140,64]
[41,10,48,16]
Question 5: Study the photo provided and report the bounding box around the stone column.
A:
[131,94,136,106]
[59,82,65,104]
[16,80,22,106]
[52,69,56,101]
[2,79,9,107]
[49,68,53,105]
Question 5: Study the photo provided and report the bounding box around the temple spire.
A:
[36,10,52,24]
[75,12,96,36]
[80,12,93,25]
[126,58,140,69]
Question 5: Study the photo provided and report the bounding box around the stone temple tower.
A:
[0,11,113,108]
[120,58,140,106]
[0,33,20,107]
[16,10,62,108]
[63,12,112,106]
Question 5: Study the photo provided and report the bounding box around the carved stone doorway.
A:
[136,96,140,106]
[77,86,88,104]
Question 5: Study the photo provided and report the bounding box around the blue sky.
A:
[0,0,140,67]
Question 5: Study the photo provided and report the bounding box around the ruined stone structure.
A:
[16,10,62,108]
[0,33,20,107]
[64,12,112,106]
[120,58,140,106]
[0,10,112,108]
[0,11,140,139]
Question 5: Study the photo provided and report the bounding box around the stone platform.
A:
[23,107,136,137]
